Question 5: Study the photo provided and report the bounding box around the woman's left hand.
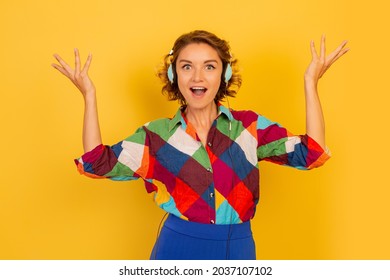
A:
[305,35,349,85]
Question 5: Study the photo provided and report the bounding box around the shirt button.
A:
[207,167,212,172]
[210,192,214,198]
[207,142,212,147]
[210,219,215,224]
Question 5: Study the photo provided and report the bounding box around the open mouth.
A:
[190,87,207,96]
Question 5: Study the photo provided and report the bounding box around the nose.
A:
[192,67,203,82]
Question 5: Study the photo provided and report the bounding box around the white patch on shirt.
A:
[285,136,301,153]
[234,129,258,166]
[118,141,145,172]
[167,127,201,156]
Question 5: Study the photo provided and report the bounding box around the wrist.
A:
[84,89,96,99]
[304,72,317,81]
[304,76,318,88]
[304,78,319,98]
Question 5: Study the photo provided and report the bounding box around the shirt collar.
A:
[218,103,234,121]
[169,106,186,131]
[168,103,233,132]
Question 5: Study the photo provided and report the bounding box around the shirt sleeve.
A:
[256,115,330,170]
[74,126,150,180]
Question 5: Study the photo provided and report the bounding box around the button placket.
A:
[205,125,217,225]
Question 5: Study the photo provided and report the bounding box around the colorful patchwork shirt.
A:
[75,104,330,224]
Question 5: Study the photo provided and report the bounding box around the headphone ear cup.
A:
[167,64,174,84]
[224,63,232,83]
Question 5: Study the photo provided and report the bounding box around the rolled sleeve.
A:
[74,126,150,180]
[256,115,330,170]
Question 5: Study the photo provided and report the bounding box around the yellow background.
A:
[1,0,389,259]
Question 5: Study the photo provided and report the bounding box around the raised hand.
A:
[52,49,102,152]
[52,48,95,97]
[305,35,349,85]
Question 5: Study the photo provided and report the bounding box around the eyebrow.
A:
[178,59,219,64]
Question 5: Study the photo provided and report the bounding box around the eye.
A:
[205,64,216,70]
[182,64,191,70]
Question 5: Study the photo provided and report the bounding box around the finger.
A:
[82,53,92,73]
[338,40,348,49]
[320,34,326,59]
[74,48,81,75]
[53,53,73,73]
[310,40,318,59]
[327,41,349,64]
[51,63,71,77]
[330,40,348,57]
[329,47,350,65]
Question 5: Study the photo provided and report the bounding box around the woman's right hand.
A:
[52,48,95,97]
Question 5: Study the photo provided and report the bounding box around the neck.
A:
[185,102,218,129]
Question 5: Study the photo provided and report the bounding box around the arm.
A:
[256,114,330,170]
[304,35,349,149]
[52,48,102,152]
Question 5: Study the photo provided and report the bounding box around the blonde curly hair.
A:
[157,30,242,105]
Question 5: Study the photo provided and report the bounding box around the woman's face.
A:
[176,43,223,111]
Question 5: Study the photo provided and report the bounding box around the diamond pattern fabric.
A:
[75,104,330,224]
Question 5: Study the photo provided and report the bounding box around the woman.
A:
[52,30,348,260]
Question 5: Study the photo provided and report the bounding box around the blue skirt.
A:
[150,214,256,260]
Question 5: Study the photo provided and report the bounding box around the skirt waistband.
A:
[163,214,252,241]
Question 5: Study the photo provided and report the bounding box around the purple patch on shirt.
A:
[258,125,289,146]
[153,160,178,193]
[212,158,240,198]
[209,129,233,157]
[81,144,104,163]
[92,146,119,176]
[183,197,215,224]
[231,110,258,128]
[177,157,213,196]
[241,168,260,200]
[146,128,169,155]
